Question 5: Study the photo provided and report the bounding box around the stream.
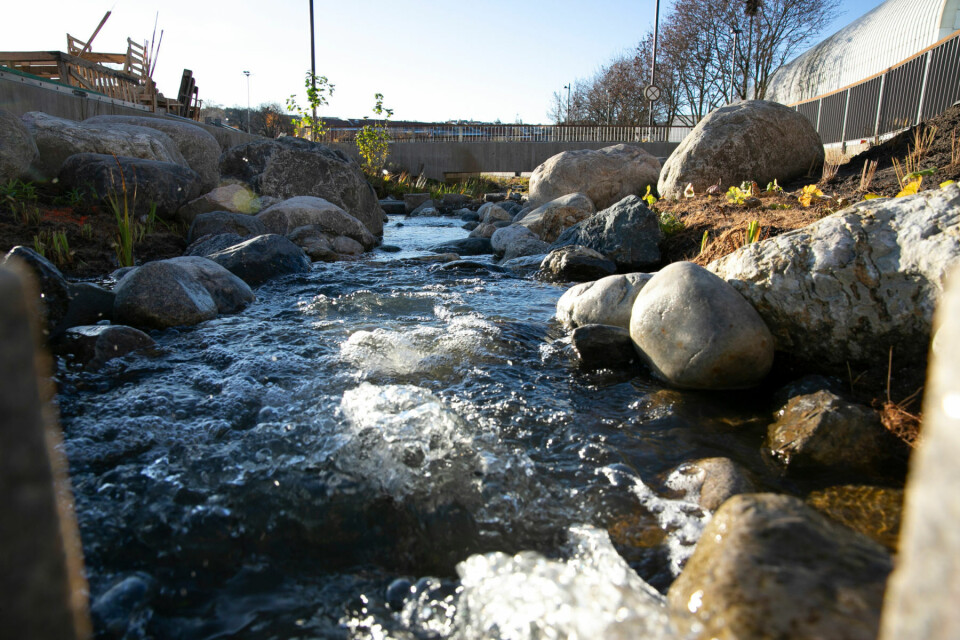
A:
[57,214,778,639]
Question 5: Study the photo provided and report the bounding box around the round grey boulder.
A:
[177,183,264,225]
[188,211,268,243]
[629,261,773,389]
[528,144,661,210]
[206,234,311,286]
[58,153,202,220]
[257,196,377,251]
[556,272,652,329]
[84,115,222,191]
[658,100,824,199]
[516,192,595,243]
[114,256,254,329]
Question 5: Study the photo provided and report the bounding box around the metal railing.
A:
[789,29,960,146]
[317,124,693,144]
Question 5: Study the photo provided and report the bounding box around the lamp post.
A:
[648,0,660,128]
[563,83,571,124]
[729,27,742,102]
[309,0,317,141]
[243,70,251,133]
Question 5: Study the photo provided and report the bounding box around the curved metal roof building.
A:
[766,0,960,104]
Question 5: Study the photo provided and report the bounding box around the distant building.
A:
[766,0,960,105]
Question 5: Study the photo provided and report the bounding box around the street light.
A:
[243,70,251,133]
[648,0,660,128]
[563,83,571,124]
[729,27,742,102]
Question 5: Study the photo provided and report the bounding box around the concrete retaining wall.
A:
[330,140,680,181]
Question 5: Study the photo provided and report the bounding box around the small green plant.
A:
[286,71,335,140]
[683,183,695,199]
[80,223,93,240]
[699,230,709,254]
[356,93,394,175]
[105,157,136,267]
[764,179,783,194]
[658,210,684,236]
[53,186,87,208]
[32,230,72,267]
[765,203,792,210]
[642,185,658,206]
[745,220,761,245]
[726,185,750,205]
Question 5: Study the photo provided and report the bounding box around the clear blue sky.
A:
[1,0,887,123]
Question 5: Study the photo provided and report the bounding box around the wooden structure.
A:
[0,31,202,119]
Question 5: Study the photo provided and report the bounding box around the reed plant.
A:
[859,159,879,192]
[105,156,136,267]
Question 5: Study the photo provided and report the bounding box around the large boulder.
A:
[0,108,39,183]
[630,261,774,389]
[556,272,652,329]
[188,211,267,243]
[552,195,663,270]
[528,144,661,210]
[84,115,221,191]
[206,234,310,286]
[113,256,254,329]
[668,494,892,640]
[516,192,595,243]
[256,196,377,251]
[537,246,617,283]
[708,185,960,371]
[20,111,186,180]
[58,153,202,220]
[658,100,823,199]
[177,184,264,225]
[219,137,384,236]
[880,266,960,639]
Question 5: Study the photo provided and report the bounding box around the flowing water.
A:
[58,215,776,639]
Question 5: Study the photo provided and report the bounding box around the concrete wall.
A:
[328,140,680,181]
[0,68,258,150]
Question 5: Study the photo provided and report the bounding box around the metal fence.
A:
[790,29,960,146]
[317,124,693,145]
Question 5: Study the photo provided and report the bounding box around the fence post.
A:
[840,88,851,153]
[458,127,463,142]
[915,50,934,125]
[873,73,887,140]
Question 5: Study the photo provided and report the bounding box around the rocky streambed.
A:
[39,214,913,639]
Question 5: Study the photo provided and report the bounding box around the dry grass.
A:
[952,128,959,166]
[910,125,938,163]
[877,347,923,447]
[859,159,879,192]
[820,149,847,184]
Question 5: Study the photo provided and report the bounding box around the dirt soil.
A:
[0,188,186,279]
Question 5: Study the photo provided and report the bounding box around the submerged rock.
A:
[807,485,903,552]
[570,324,637,370]
[668,493,892,640]
[59,325,156,370]
[630,261,773,389]
[429,237,493,256]
[664,457,758,511]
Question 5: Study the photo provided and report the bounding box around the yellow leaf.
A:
[896,179,921,198]
[863,193,885,200]
[798,184,824,207]
[941,180,956,189]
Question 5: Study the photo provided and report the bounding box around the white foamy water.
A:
[453,525,698,640]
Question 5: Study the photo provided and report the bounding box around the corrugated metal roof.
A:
[766,0,959,104]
